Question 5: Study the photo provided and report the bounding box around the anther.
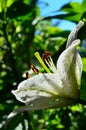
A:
[42,51,57,73]
[42,51,52,61]
[31,64,39,74]
[25,72,30,79]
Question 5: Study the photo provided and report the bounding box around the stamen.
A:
[25,72,30,79]
[34,52,50,73]
[31,64,39,74]
[42,51,51,61]
[42,51,57,73]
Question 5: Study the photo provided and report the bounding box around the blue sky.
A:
[37,0,83,30]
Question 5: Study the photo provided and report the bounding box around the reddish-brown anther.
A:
[25,72,30,79]
[42,51,52,61]
[31,64,39,74]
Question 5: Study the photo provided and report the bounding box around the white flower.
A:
[12,39,81,109]
[5,21,84,127]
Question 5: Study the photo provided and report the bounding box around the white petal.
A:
[12,73,77,110]
[4,97,76,128]
[12,73,62,104]
[66,21,84,48]
[57,39,82,98]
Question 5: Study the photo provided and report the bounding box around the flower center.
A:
[34,51,57,73]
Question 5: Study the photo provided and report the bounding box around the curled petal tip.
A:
[66,21,84,48]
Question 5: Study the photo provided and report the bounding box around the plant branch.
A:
[78,99,86,105]
[3,22,20,83]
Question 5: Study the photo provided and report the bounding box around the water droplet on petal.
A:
[49,99,59,105]
[29,104,34,107]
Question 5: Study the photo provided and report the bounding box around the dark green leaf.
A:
[43,12,81,23]
[0,12,3,20]
[6,1,33,18]
[81,72,86,101]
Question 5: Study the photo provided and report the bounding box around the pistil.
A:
[34,52,50,73]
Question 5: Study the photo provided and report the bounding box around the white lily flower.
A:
[5,21,84,128]
[12,39,81,109]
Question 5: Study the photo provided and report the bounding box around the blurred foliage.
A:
[0,0,86,130]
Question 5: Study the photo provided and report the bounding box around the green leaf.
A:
[78,23,86,40]
[6,1,33,18]
[81,71,86,101]
[81,0,86,12]
[80,58,86,101]
[7,0,15,7]
[0,12,3,20]
[82,58,86,72]
[43,12,81,23]
[43,2,84,23]
[61,2,81,13]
